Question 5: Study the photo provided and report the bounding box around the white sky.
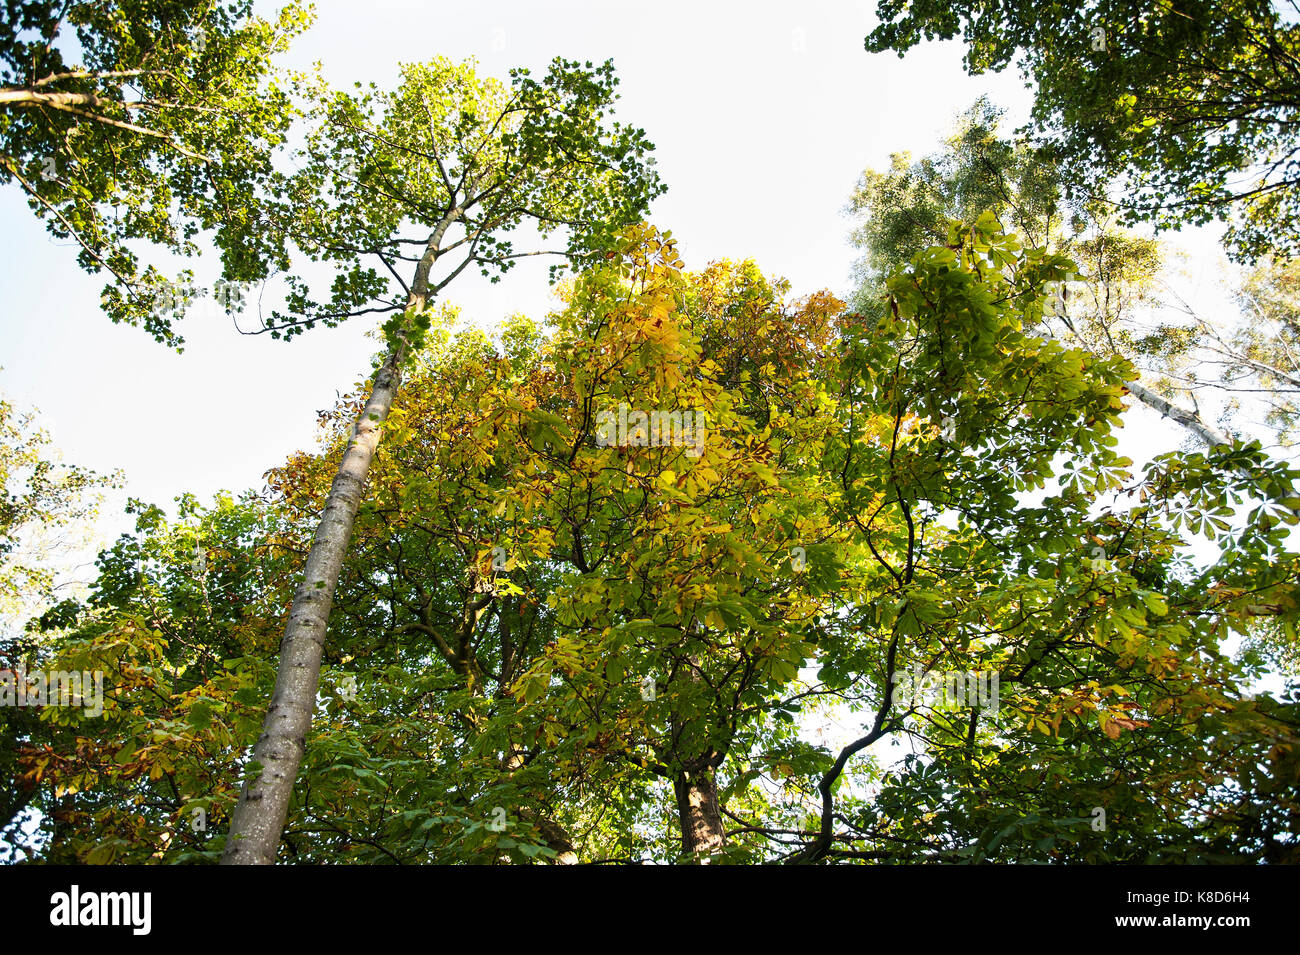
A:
[0,0,1252,542]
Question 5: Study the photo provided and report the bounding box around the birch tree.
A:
[846,100,1249,451]
[220,57,662,864]
[1134,255,1300,446]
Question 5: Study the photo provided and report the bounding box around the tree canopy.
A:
[2,6,1298,870]
[845,97,1300,453]
[12,221,1299,863]
[865,0,1300,263]
[0,0,310,347]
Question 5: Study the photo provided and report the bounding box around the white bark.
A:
[222,208,457,864]
[1124,379,1234,448]
[220,346,404,864]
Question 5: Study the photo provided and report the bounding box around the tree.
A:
[1137,253,1300,445]
[864,0,1300,263]
[783,212,1300,862]
[1232,256,1300,438]
[0,389,118,857]
[219,57,663,864]
[0,389,118,628]
[0,0,311,347]
[16,221,1300,863]
[846,99,1247,451]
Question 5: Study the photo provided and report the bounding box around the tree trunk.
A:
[1051,311,1237,450]
[222,208,459,864]
[1125,380,1232,447]
[673,767,726,858]
[0,90,104,107]
[505,733,579,864]
[519,808,579,865]
[220,346,404,864]
[1123,380,1261,482]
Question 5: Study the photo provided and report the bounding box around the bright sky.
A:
[0,0,1245,544]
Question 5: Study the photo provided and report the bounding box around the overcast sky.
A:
[0,0,1239,546]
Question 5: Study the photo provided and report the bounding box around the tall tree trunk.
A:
[220,347,404,864]
[673,767,726,858]
[1124,380,1261,482]
[222,211,458,864]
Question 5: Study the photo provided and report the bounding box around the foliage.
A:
[865,0,1300,262]
[848,97,1066,304]
[843,99,1300,452]
[2,492,295,862]
[848,102,1172,389]
[0,388,118,859]
[1227,256,1300,439]
[14,222,1300,863]
[0,0,312,348]
[0,389,119,628]
[245,55,664,340]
